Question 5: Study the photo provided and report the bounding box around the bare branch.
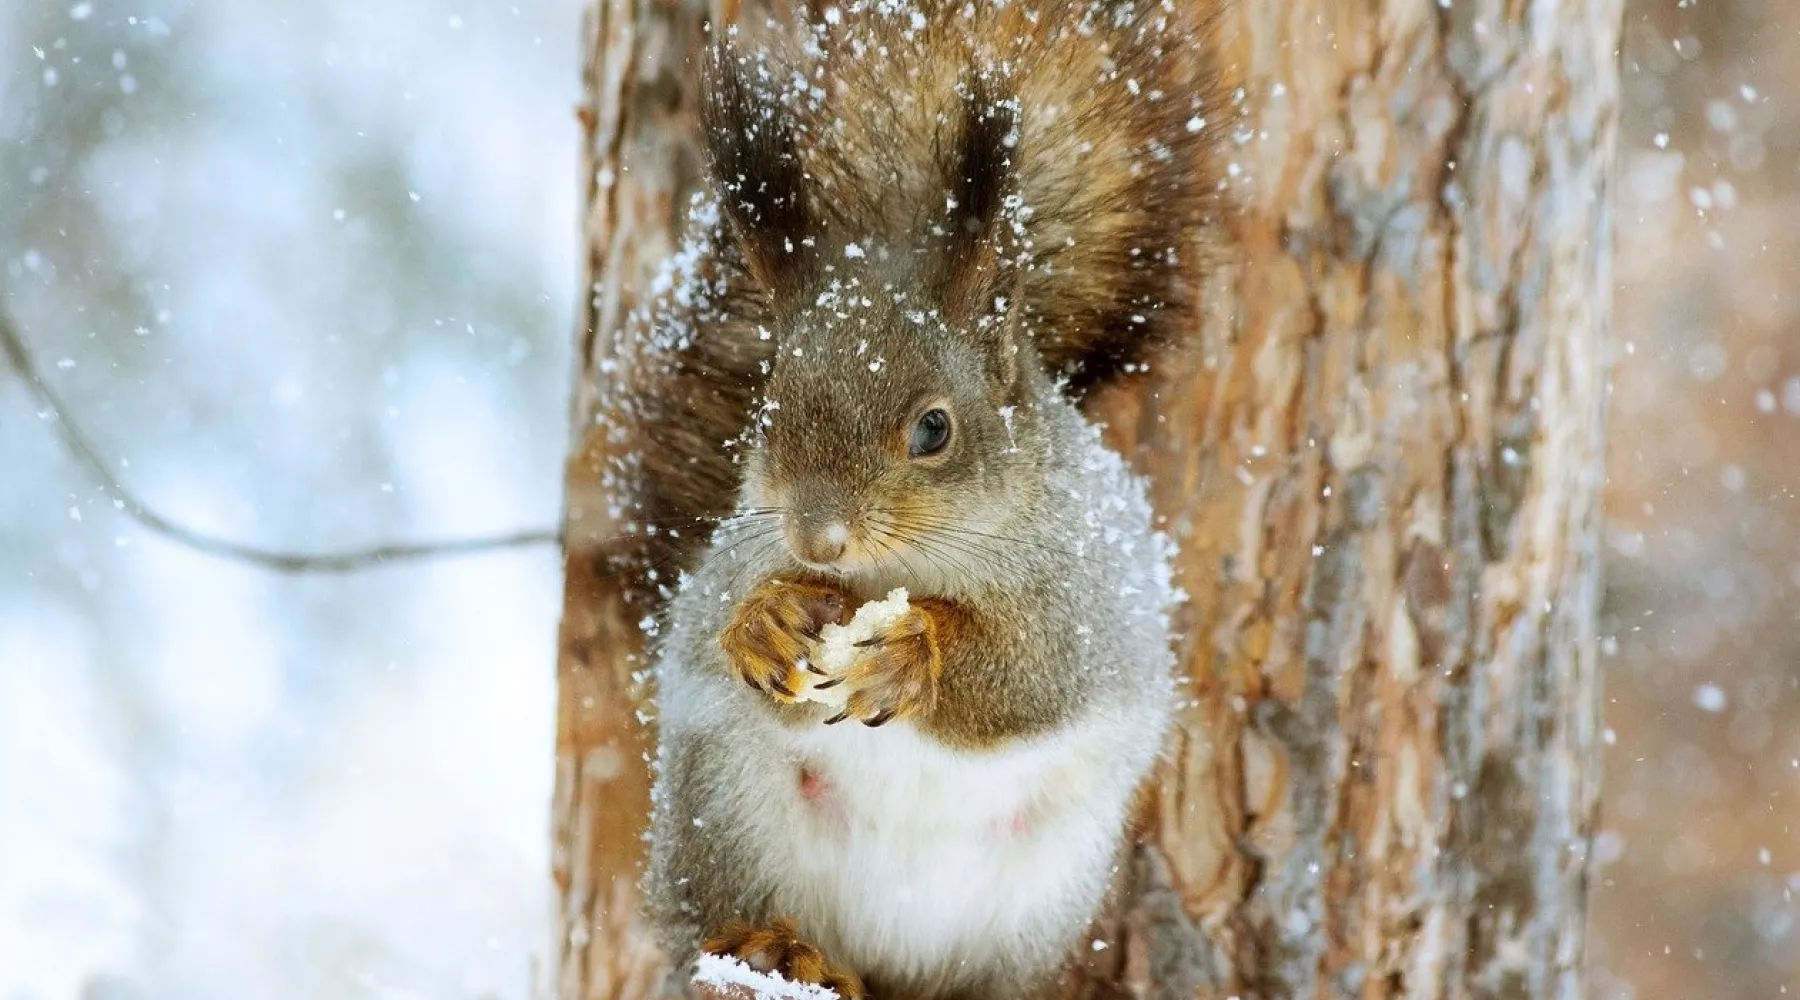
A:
[0,308,561,574]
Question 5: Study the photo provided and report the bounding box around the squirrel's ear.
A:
[937,88,1017,324]
[701,43,814,312]
[939,87,1022,392]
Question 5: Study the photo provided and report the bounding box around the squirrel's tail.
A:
[707,0,1235,394]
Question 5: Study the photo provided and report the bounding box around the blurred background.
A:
[1596,2,1800,998]
[0,1,1793,999]
[0,0,579,997]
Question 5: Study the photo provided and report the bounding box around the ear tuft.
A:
[702,43,814,311]
[937,85,1018,322]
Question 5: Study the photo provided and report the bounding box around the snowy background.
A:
[0,0,579,997]
[0,1,1794,999]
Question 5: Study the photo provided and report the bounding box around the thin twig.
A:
[0,308,561,574]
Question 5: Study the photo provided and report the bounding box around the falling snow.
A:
[1,1,1797,1000]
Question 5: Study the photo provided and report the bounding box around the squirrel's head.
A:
[747,281,1042,578]
[704,44,1046,580]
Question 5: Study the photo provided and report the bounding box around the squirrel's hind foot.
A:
[702,917,866,999]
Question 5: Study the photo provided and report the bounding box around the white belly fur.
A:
[764,716,1132,992]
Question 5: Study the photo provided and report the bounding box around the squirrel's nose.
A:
[788,513,851,566]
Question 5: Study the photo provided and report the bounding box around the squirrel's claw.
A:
[721,579,848,705]
[702,917,866,999]
[829,602,944,727]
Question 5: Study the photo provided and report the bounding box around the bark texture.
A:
[550,2,714,997]
[550,1,1619,998]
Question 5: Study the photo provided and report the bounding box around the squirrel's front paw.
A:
[826,602,943,727]
[702,918,866,999]
[721,579,846,702]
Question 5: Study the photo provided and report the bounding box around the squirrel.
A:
[638,2,1228,998]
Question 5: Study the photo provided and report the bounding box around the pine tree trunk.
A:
[549,1,1619,998]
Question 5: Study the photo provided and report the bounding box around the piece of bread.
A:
[792,588,911,708]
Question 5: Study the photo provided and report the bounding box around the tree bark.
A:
[550,1,1619,998]
[549,2,713,997]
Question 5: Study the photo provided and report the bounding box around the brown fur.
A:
[576,237,776,609]
[720,577,848,698]
[766,1,1231,390]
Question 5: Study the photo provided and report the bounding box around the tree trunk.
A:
[549,2,713,997]
[550,1,1619,998]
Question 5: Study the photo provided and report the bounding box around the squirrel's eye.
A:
[910,408,952,457]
